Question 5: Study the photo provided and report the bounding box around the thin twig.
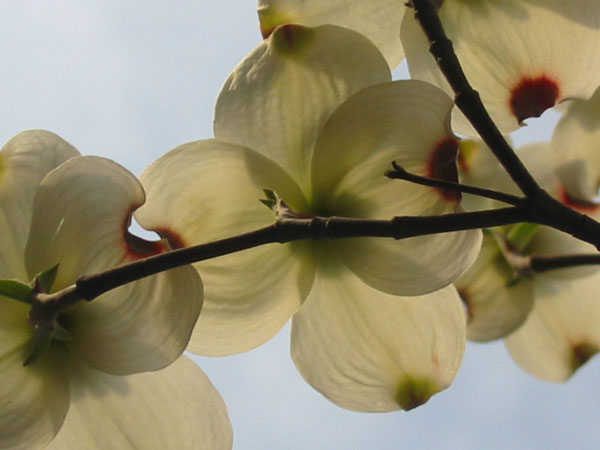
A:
[385,161,524,206]
[409,0,540,197]
[409,0,600,251]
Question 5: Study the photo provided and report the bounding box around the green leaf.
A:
[0,279,34,304]
[32,264,59,293]
[259,188,278,210]
[507,222,539,251]
[23,326,52,366]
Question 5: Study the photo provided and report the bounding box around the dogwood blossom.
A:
[454,139,600,379]
[401,0,600,136]
[136,24,481,411]
[0,131,232,449]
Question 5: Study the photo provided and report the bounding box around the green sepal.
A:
[32,264,59,293]
[507,222,539,252]
[23,325,52,366]
[0,279,34,304]
[50,323,72,342]
[259,189,279,210]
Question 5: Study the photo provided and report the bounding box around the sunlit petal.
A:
[291,252,465,412]
[214,24,390,188]
[552,86,600,202]
[455,233,534,342]
[505,271,600,382]
[136,140,316,355]
[257,0,407,67]
[25,156,202,374]
[402,0,600,135]
[0,130,78,279]
[457,139,506,211]
[310,80,481,295]
[48,357,232,450]
[0,300,70,450]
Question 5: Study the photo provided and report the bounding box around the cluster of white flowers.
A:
[2,1,600,448]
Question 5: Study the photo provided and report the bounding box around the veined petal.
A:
[310,80,481,295]
[65,266,202,375]
[457,139,506,211]
[25,156,202,374]
[552,87,600,202]
[401,0,600,135]
[332,229,481,296]
[291,253,466,412]
[25,156,146,286]
[257,0,407,68]
[0,299,70,450]
[136,140,316,355]
[505,271,600,382]
[214,24,391,189]
[48,357,232,450]
[0,130,79,280]
[312,80,460,208]
[455,233,534,342]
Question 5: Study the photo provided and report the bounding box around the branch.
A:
[385,161,524,206]
[408,0,600,251]
[76,206,529,301]
[409,0,540,197]
[530,254,600,273]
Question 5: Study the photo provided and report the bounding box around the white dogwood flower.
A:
[0,131,231,449]
[401,0,600,135]
[137,25,481,411]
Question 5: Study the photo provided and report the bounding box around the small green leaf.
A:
[32,264,59,293]
[507,223,539,251]
[23,326,52,366]
[0,279,34,304]
[259,189,278,210]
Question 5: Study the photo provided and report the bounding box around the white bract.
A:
[401,0,600,136]
[0,131,232,449]
[552,86,600,204]
[257,0,407,68]
[454,139,600,378]
[136,25,481,411]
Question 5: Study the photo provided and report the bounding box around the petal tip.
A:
[570,342,598,375]
[270,24,314,55]
[395,376,438,411]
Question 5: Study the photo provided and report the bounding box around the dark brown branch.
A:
[410,0,540,197]
[409,0,600,251]
[530,254,600,273]
[385,161,524,206]
[76,206,529,301]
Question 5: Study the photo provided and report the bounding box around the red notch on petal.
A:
[559,187,600,214]
[570,342,598,372]
[155,228,186,250]
[123,227,186,261]
[510,76,560,123]
[124,232,166,260]
[427,137,461,203]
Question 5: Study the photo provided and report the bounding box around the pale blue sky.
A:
[1,2,598,449]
